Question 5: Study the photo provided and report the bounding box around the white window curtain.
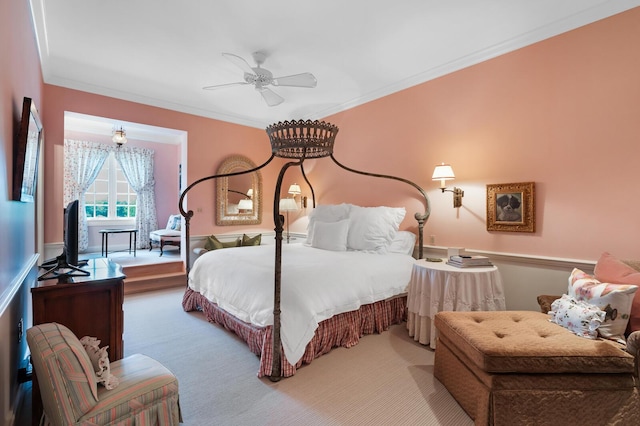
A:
[63,140,110,251]
[114,146,158,249]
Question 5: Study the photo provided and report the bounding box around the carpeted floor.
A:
[123,288,473,425]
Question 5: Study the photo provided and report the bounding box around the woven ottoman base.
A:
[434,311,640,426]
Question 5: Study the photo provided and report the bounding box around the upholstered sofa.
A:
[27,322,182,425]
[434,253,640,425]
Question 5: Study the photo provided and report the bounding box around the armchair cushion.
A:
[80,336,119,390]
[150,229,181,239]
[27,323,99,424]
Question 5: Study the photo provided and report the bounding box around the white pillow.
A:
[306,204,352,245]
[347,206,406,253]
[388,231,416,255]
[310,220,349,251]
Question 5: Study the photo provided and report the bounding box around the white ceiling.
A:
[30,0,640,130]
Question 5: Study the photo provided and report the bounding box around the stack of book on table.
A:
[447,255,493,268]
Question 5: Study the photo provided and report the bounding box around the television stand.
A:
[38,253,91,281]
[41,256,88,268]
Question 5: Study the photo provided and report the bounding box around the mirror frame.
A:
[216,155,262,225]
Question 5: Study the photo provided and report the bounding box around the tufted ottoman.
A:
[434,311,640,426]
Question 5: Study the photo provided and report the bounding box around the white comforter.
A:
[188,243,415,364]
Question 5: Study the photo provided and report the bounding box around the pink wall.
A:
[1,0,44,420]
[300,8,640,260]
[1,0,43,282]
[42,85,282,243]
[42,8,640,261]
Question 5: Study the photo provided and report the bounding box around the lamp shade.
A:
[288,184,301,195]
[246,188,254,197]
[279,198,298,212]
[238,199,253,211]
[431,163,455,180]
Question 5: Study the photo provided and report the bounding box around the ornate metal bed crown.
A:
[266,119,338,159]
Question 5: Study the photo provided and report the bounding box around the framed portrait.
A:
[13,97,43,203]
[486,182,535,232]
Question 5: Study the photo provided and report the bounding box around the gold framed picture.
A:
[486,182,535,232]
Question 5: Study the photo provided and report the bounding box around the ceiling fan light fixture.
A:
[204,51,317,106]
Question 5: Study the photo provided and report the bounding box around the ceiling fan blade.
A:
[257,87,284,106]
[222,53,255,75]
[271,72,317,88]
[202,81,249,90]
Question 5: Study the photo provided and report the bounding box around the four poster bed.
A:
[179,120,430,381]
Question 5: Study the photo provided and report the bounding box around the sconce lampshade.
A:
[246,188,254,197]
[237,199,253,211]
[432,163,455,188]
[279,198,299,212]
[288,184,301,196]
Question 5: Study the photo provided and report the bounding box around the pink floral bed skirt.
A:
[182,288,407,378]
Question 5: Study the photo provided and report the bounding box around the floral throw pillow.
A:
[548,294,605,339]
[568,268,638,343]
[80,336,119,390]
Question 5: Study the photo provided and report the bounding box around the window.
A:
[85,153,136,220]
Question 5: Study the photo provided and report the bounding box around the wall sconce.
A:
[112,126,127,146]
[288,183,307,208]
[432,163,464,208]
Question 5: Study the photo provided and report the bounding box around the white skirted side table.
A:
[406,258,506,349]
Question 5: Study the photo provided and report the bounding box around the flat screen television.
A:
[64,200,80,267]
[38,200,89,280]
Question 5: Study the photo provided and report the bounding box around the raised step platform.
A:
[122,260,186,295]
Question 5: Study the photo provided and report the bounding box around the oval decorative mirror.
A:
[216,155,262,225]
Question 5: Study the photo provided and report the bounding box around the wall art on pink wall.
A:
[486,182,535,233]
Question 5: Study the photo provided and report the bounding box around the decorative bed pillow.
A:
[347,205,405,253]
[310,219,349,251]
[242,233,261,246]
[595,252,640,284]
[568,268,638,343]
[594,252,640,334]
[306,204,352,245]
[204,235,241,251]
[166,214,181,231]
[80,336,119,390]
[548,294,605,339]
[388,231,416,255]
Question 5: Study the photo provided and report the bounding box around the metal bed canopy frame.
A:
[178,119,430,381]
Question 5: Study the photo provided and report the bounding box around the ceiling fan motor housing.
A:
[245,68,273,87]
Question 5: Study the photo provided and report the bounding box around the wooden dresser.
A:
[31,257,125,424]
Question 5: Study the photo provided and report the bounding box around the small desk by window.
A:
[407,258,506,349]
[99,228,138,257]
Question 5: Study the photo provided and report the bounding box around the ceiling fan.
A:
[203,51,317,106]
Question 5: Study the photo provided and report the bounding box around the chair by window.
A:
[149,214,181,256]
